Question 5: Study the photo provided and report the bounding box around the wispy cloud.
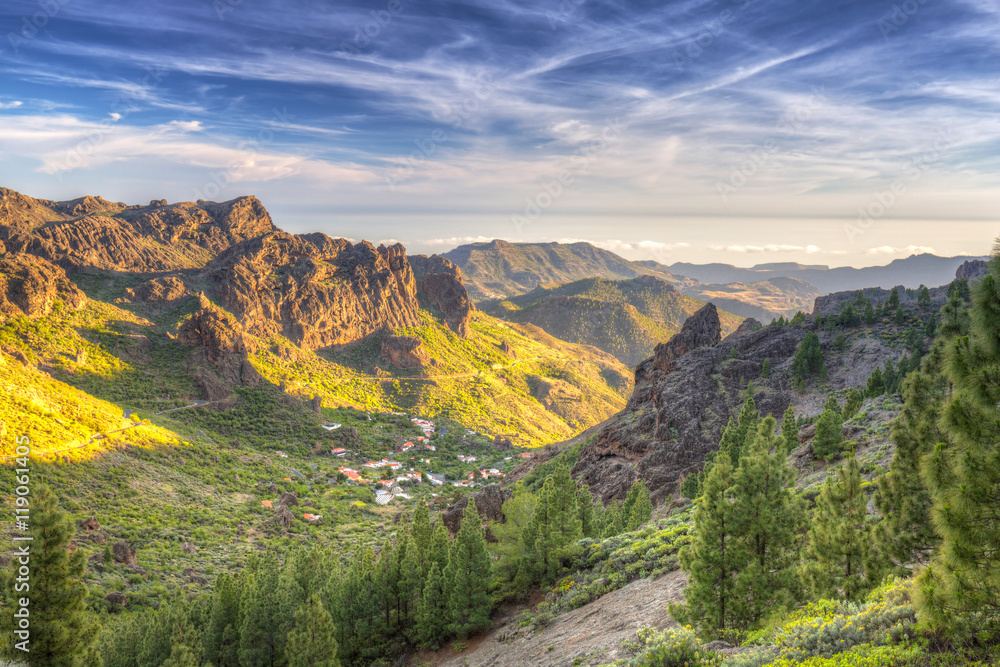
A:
[866,245,936,256]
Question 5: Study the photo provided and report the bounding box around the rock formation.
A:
[575,307,800,503]
[177,295,261,390]
[0,253,86,318]
[380,335,432,369]
[640,303,721,379]
[409,254,474,337]
[120,276,189,310]
[955,259,988,282]
[205,233,421,349]
[0,188,274,273]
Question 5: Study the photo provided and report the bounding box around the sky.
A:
[0,0,997,267]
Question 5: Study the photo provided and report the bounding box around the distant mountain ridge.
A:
[442,239,693,300]
[669,254,985,293]
[481,275,743,365]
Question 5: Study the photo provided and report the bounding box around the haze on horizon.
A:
[0,0,997,267]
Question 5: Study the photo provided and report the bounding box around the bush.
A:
[615,626,722,667]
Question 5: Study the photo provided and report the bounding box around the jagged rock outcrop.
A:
[722,317,760,343]
[812,283,949,316]
[380,335,432,369]
[409,254,474,337]
[955,259,988,282]
[120,276,189,310]
[632,303,721,383]
[574,308,801,503]
[112,541,138,566]
[205,233,421,349]
[0,253,86,318]
[177,296,261,389]
[0,188,274,273]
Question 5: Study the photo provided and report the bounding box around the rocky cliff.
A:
[574,305,801,503]
[177,295,261,396]
[0,188,275,273]
[205,232,421,350]
[0,253,86,318]
[409,254,474,338]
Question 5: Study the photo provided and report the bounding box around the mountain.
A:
[680,276,820,321]
[0,187,631,450]
[442,239,693,300]
[669,254,984,293]
[481,275,744,365]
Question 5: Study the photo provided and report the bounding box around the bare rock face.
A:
[177,296,261,388]
[575,312,802,504]
[206,233,421,349]
[956,259,988,282]
[441,484,509,537]
[0,253,86,318]
[409,254,474,338]
[636,303,721,381]
[380,335,431,369]
[79,516,100,531]
[112,541,138,566]
[121,276,189,310]
[722,317,760,343]
[0,188,274,273]
[277,491,299,507]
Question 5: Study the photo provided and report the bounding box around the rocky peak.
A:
[206,232,421,349]
[722,317,759,344]
[650,303,721,374]
[409,254,474,338]
[177,299,261,393]
[956,259,988,282]
[0,253,86,318]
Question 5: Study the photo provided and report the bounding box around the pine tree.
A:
[446,500,492,637]
[490,482,538,596]
[285,595,341,667]
[3,483,100,665]
[895,304,905,325]
[415,561,448,648]
[239,555,283,667]
[812,408,845,461]
[833,333,846,352]
[781,405,797,439]
[863,300,876,324]
[918,285,931,307]
[625,480,653,531]
[577,484,598,538]
[729,418,806,628]
[760,357,771,378]
[791,332,827,388]
[410,503,433,574]
[679,472,699,500]
[887,287,900,310]
[805,455,878,601]
[823,395,841,415]
[530,463,582,584]
[843,389,863,420]
[675,453,742,633]
[866,366,886,397]
[916,261,1000,632]
[206,574,242,667]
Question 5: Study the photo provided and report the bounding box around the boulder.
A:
[277,491,299,507]
[492,435,513,450]
[181,542,197,555]
[441,484,509,537]
[112,541,137,566]
[79,516,100,531]
[380,335,432,369]
[104,592,127,606]
[120,276,189,309]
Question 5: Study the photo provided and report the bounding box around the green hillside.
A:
[482,276,744,365]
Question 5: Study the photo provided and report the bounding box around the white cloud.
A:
[422,236,497,246]
[866,245,936,256]
[0,101,23,109]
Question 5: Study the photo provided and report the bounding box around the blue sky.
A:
[0,0,997,266]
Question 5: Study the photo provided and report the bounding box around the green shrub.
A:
[615,626,722,667]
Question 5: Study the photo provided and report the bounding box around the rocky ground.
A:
[418,569,687,667]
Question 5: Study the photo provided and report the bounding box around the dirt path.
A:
[426,569,687,667]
